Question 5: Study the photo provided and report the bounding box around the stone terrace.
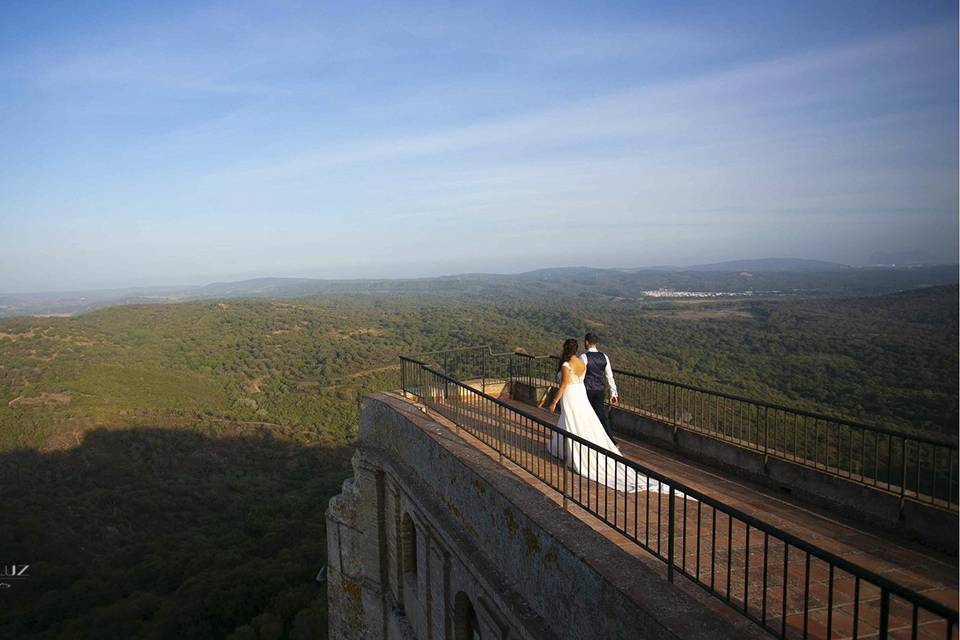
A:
[403,387,959,640]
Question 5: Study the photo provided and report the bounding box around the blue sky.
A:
[1,1,957,292]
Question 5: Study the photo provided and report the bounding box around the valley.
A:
[1,282,956,638]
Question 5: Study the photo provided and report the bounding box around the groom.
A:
[580,333,619,443]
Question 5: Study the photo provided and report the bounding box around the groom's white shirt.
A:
[580,346,618,397]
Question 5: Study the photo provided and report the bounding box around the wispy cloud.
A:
[0,2,955,289]
[189,21,948,171]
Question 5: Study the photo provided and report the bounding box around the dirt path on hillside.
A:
[296,364,400,391]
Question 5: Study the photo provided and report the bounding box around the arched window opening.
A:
[401,513,418,578]
[454,591,482,640]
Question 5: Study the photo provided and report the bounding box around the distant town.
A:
[639,289,755,298]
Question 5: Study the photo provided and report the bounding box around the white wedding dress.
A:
[548,361,674,495]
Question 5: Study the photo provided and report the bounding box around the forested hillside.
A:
[1,285,956,638]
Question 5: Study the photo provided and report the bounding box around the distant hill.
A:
[682,258,850,272]
[2,262,958,317]
[200,277,326,296]
[517,266,613,278]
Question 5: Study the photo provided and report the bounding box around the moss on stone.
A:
[522,526,541,556]
[503,506,519,535]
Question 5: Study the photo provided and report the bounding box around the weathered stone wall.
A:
[326,393,765,640]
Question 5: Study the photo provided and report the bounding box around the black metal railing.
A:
[457,349,959,512]
[412,345,516,394]
[399,355,959,640]
[508,351,556,388]
[609,367,960,513]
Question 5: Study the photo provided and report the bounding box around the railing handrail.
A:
[401,358,960,625]
[411,347,960,511]
[512,351,958,449]
[413,345,519,360]
[612,366,959,448]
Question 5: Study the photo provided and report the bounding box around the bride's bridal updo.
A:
[558,338,579,372]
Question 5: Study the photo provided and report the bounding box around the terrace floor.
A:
[409,390,959,640]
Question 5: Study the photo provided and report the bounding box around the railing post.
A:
[672,384,677,426]
[454,384,460,435]
[667,485,676,583]
[453,380,461,435]
[497,404,504,463]
[442,353,449,400]
[900,437,908,501]
[562,436,568,510]
[482,348,487,394]
[763,407,770,452]
[763,406,769,454]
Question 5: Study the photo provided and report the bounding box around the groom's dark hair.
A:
[584,332,599,346]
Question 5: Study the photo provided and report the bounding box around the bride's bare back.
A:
[567,356,586,377]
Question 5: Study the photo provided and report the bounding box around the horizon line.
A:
[3,257,958,297]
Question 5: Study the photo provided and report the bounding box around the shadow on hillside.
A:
[0,426,353,640]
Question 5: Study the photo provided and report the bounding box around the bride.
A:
[546,339,671,495]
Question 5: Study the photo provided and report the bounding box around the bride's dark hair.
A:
[557,338,579,372]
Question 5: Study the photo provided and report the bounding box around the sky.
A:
[0,1,957,293]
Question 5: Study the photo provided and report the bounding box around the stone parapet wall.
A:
[326,392,764,639]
